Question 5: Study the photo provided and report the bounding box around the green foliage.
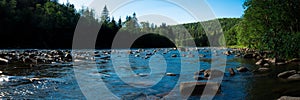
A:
[239,0,300,59]
[132,33,176,48]
[179,18,240,47]
[0,0,80,48]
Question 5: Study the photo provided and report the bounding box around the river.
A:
[0,48,299,99]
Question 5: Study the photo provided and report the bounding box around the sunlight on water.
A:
[0,48,299,99]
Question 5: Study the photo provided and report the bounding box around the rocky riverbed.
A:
[0,48,299,99]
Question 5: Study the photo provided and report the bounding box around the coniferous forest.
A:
[0,0,299,59]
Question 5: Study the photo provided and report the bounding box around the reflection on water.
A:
[0,48,299,99]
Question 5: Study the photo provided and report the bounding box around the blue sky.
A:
[59,0,245,25]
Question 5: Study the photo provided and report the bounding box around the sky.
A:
[59,0,245,25]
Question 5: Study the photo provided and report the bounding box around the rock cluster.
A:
[0,50,73,65]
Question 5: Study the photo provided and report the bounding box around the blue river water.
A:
[0,48,299,99]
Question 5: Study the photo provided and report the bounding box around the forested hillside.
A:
[1,0,299,59]
[0,0,241,49]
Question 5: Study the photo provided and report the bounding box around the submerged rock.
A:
[122,93,147,100]
[228,68,235,76]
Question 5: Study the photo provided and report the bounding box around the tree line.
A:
[224,0,300,59]
[0,0,79,48]
[0,0,299,59]
[0,0,234,49]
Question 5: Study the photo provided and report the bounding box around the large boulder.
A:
[0,58,8,65]
[277,70,297,79]
[180,82,220,96]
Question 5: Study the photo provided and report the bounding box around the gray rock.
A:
[256,59,268,65]
[171,54,177,57]
[257,67,271,72]
[64,53,72,61]
[180,82,220,96]
[287,74,300,81]
[0,58,8,65]
[235,53,241,57]
[204,69,224,78]
[166,73,177,76]
[237,67,249,72]
[263,63,270,66]
[135,54,140,57]
[199,54,206,58]
[278,96,300,100]
[137,73,149,77]
[265,58,286,65]
[276,62,287,66]
[223,51,231,56]
[278,70,297,79]
[288,58,300,63]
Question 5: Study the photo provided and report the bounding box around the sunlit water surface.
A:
[0,48,299,99]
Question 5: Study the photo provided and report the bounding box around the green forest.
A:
[0,0,299,59]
